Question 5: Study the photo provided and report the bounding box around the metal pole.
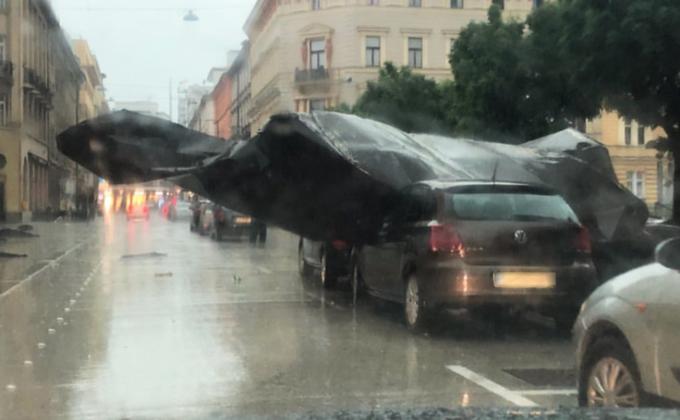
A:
[169,78,173,122]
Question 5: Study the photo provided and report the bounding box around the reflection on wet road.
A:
[1,215,577,419]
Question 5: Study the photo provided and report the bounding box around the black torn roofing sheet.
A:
[57,110,648,244]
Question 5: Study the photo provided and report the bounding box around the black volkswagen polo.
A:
[352,181,598,332]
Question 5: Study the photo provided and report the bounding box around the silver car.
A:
[575,237,680,407]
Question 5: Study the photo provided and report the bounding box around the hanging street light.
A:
[183,9,199,22]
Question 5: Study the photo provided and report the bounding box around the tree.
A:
[530,0,680,222]
[353,62,451,133]
[449,5,595,143]
[452,1,680,222]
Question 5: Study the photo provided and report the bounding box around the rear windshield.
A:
[446,192,579,222]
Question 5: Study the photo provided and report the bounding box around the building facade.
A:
[177,83,212,127]
[71,39,109,217]
[228,42,251,139]
[114,100,170,120]
[0,0,90,222]
[189,94,217,137]
[212,72,232,139]
[244,0,539,132]
[586,111,673,217]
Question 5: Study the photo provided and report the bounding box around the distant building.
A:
[70,39,109,218]
[228,43,251,139]
[586,111,673,217]
[0,0,98,222]
[188,94,216,137]
[212,73,232,139]
[177,83,212,126]
[113,100,170,120]
[243,0,543,132]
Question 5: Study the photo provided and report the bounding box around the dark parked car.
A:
[211,206,254,241]
[298,238,352,288]
[352,181,599,332]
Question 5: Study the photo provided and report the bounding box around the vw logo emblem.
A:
[514,230,528,244]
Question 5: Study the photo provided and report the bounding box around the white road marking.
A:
[257,266,273,274]
[0,242,86,300]
[515,389,577,396]
[446,365,538,407]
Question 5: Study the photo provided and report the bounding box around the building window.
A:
[311,0,321,10]
[624,118,632,145]
[637,125,645,145]
[368,0,379,4]
[409,0,421,7]
[366,36,381,67]
[0,35,5,61]
[310,99,326,111]
[309,38,326,70]
[450,0,463,8]
[492,0,504,9]
[408,37,423,68]
[533,0,544,7]
[626,171,645,198]
[0,96,7,126]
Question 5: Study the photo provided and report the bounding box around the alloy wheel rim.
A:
[587,357,640,407]
[405,277,419,326]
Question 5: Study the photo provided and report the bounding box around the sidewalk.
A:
[0,220,98,295]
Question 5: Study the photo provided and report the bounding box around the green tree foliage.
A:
[529,0,680,221]
[353,62,451,134]
[449,5,599,142]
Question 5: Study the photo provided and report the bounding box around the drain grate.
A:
[503,368,576,388]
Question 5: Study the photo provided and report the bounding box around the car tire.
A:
[552,307,579,336]
[404,274,431,333]
[319,249,337,289]
[298,240,313,277]
[578,336,645,408]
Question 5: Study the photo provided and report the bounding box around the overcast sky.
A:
[52,0,255,119]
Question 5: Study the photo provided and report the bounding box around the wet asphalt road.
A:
[1,214,579,419]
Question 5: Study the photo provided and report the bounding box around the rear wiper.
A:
[513,215,557,221]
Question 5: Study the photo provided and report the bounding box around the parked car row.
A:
[299,180,680,408]
[301,181,597,331]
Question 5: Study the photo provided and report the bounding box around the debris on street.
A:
[121,251,167,259]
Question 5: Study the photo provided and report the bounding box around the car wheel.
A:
[579,336,645,408]
[404,274,430,333]
[552,307,579,336]
[319,250,337,289]
[298,240,313,277]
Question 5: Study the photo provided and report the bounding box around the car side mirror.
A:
[655,237,680,270]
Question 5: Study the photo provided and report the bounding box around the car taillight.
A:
[331,240,348,251]
[429,223,464,256]
[576,226,592,254]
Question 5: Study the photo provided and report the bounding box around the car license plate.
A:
[235,216,252,225]
[493,272,556,289]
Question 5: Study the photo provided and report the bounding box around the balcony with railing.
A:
[23,66,53,105]
[295,67,329,82]
[294,67,331,94]
[0,60,13,85]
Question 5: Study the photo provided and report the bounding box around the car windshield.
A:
[447,192,579,222]
[1,0,678,418]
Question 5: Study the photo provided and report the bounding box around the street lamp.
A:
[183,9,199,22]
